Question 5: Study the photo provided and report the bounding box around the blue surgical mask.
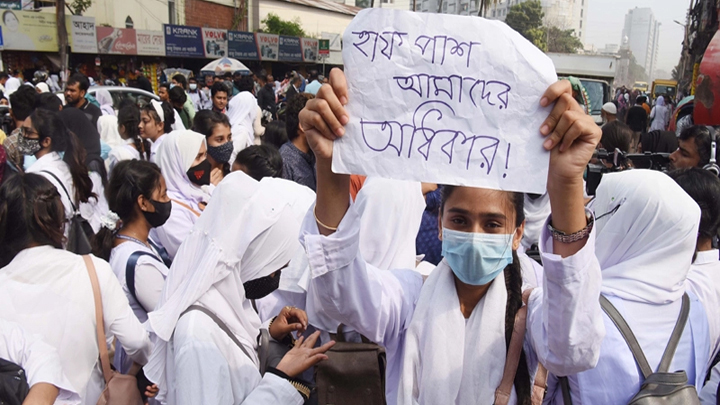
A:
[441,228,514,286]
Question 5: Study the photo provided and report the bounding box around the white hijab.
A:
[399,261,508,405]
[355,177,426,270]
[522,193,551,249]
[593,170,700,304]
[97,115,123,148]
[145,171,307,400]
[227,92,258,147]
[154,130,210,209]
[95,89,115,116]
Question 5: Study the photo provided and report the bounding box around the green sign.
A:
[319,39,330,55]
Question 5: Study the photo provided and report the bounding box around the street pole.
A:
[57,0,68,85]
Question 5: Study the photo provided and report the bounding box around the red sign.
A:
[96,27,137,55]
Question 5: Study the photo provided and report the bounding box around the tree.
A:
[70,0,92,15]
[546,26,583,53]
[505,0,545,49]
[259,13,306,37]
[629,54,648,84]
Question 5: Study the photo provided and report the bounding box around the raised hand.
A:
[299,68,349,161]
[275,331,335,378]
[269,306,309,341]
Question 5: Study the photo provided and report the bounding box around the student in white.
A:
[300,70,605,405]
[105,104,152,174]
[0,173,152,405]
[21,109,97,240]
[91,160,172,373]
[145,171,334,405]
[227,76,262,149]
[140,100,175,163]
[150,130,213,259]
[0,318,79,404]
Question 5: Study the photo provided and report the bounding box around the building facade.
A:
[621,7,660,79]
[484,0,586,44]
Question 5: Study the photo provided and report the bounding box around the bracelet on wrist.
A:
[548,212,594,243]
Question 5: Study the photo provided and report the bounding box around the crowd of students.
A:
[0,64,720,405]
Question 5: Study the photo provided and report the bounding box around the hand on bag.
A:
[269,306,308,341]
[275,331,335,378]
[299,68,349,161]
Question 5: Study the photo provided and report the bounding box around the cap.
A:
[602,102,617,115]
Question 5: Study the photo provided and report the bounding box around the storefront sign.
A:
[0,11,57,51]
[301,38,318,62]
[279,35,302,62]
[255,33,278,61]
[70,15,97,53]
[136,30,165,56]
[319,39,330,55]
[202,28,227,58]
[0,1,20,10]
[227,31,258,60]
[96,27,137,55]
[164,24,204,58]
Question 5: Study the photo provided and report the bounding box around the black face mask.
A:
[207,141,234,164]
[143,199,172,228]
[243,270,282,300]
[186,159,212,186]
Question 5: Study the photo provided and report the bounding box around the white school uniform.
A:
[146,173,309,404]
[105,139,140,174]
[690,250,720,404]
[0,247,151,405]
[302,199,605,405]
[542,170,719,404]
[0,318,79,404]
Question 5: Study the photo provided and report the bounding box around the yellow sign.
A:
[0,10,74,52]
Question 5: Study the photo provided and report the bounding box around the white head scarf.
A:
[522,193,551,249]
[97,115,123,148]
[36,82,49,93]
[355,177,425,270]
[227,91,258,146]
[656,95,666,107]
[154,130,210,209]
[95,89,115,116]
[146,171,306,400]
[593,170,700,304]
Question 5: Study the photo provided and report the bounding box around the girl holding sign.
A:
[299,68,604,405]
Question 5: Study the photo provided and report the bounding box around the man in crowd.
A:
[211,82,229,114]
[171,74,196,121]
[670,126,719,171]
[601,102,617,126]
[169,86,191,129]
[64,73,102,128]
[5,70,23,96]
[285,75,301,102]
[637,95,651,116]
[231,72,244,97]
[304,70,322,95]
[0,72,8,94]
[188,77,211,111]
[280,93,316,191]
[134,68,154,93]
[2,84,37,169]
[158,82,171,103]
[256,74,277,119]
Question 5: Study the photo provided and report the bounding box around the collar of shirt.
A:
[695,249,719,265]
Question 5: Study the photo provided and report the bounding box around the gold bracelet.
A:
[313,206,338,231]
[289,380,311,400]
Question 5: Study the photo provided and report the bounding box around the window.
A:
[580,8,583,17]
[579,30,582,37]
[579,20,582,28]
[461,3,468,12]
[492,9,496,16]
[168,0,176,24]
[448,3,455,12]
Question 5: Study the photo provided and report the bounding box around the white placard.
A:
[136,30,165,56]
[332,9,558,194]
[70,15,97,54]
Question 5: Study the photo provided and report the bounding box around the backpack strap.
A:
[657,293,690,373]
[181,305,254,362]
[125,251,163,312]
[147,239,172,268]
[559,376,572,405]
[40,170,77,212]
[171,198,201,217]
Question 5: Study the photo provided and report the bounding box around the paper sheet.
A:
[332,9,558,194]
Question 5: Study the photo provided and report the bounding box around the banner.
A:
[136,30,165,56]
[228,31,258,60]
[164,24,204,58]
[202,27,227,58]
[0,11,56,51]
[70,15,97,53]
[279,35,302,62]
[256,33,278,61]
[301,38,318,62]
[97,27,137,55]
[0,1,20,10]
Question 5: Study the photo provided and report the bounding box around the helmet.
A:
[33,70,48,83]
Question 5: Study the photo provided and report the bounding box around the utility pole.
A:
[57,0,69,85]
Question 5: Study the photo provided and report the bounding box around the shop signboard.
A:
[227,31,258,60]
[136,30,165,56]
[301,37,318,62]
[319,39,330,55]
[70,15,97,53]
[164,24,204,58]
[255,33,278,61]
[202,27,228,58]
[278,35,302,62]
[0,1,20,10]
[97,26,137,55]
[0,11,57,51]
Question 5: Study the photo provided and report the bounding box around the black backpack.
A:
[41,170,94,255]
[0,358,29,405]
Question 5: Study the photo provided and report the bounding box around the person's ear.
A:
[40,137,51,149]
[437,211,443,241]
[137,194,153,213]
[513,221,525,251]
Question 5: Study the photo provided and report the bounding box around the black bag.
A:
[314,324,386,405]
[0,358,29,405]
[561,293,699,405]
[41,170,93,255]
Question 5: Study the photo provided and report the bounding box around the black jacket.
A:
[257,84,277,116]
